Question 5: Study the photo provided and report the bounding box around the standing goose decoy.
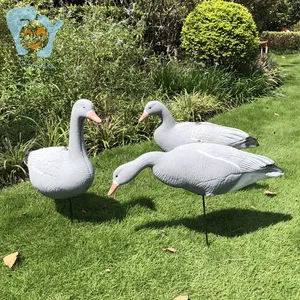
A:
[139,100,259,151]
[25,99,101,220]
[108,143,283,245]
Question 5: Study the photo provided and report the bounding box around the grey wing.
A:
[187,122,250,147]
[155,145,242,196]
[194,143,275,173]
[27,147,68,179]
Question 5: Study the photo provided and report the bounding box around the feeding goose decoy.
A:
[139,100,259,151]
[108,143,283,245]
[25,99,101,220]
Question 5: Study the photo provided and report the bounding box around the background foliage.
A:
[292,21,300,32]
[230,0,300,32]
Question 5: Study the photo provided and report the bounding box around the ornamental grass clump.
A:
[181,0,259,70]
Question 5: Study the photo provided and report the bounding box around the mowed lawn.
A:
[1,54,300,299]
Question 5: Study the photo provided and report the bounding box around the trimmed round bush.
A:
[181,0,259,69]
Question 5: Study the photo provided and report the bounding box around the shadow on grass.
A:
[124,196,156,211]
[280,64,296,68]
[281,74,296,82]
[240,182,269,191]
[54,193,155,223]
[136,208,292,237]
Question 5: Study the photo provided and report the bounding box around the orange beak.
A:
[87,110,101,123]
[138,112,148,123]
[108,182,119,196]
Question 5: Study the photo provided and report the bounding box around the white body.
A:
[26,99,99,200]
[27,146,94,199]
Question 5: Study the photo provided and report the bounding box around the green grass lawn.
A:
[1,54,300,299]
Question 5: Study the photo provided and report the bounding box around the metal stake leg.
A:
[202,195,209,246]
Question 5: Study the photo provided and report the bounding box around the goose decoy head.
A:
[139,100,163,122]
[108,162,137,195]
[73,99,101,123]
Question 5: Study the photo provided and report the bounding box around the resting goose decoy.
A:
[108,143,283,245]
[25,99,101,220]
[139,100,259,151]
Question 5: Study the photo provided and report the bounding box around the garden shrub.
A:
[181,0,259,70]
[0,4,152,143]
[152,60,235,98]
[71,0,200,55]
[261,31,300,53]
[152,58,282,106]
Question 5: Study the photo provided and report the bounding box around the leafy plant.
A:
[134,0,199,56]
[24,115,69,149]
[0,136,34,188]
[152,60,232,97]
[169,91,224,122]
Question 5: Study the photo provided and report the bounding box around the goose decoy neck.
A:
[121,151,164,182]
[135,151,163,169]
[109,151,164,195]
[68,113,87,160]
[159,104,176,128]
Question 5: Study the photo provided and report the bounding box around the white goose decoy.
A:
[25,99,101,219]
[108,143,283,245]
[139,100,259,151]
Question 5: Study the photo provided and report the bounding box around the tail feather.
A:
[245,136,259,148]
[264,164,284,177]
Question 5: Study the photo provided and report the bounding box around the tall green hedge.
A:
[181,0,259,69]
[261,31,300,53]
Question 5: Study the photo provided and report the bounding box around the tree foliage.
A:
[231,0,300,31]
[288,0,300,28]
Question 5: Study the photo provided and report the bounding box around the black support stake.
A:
[202,195,209,246]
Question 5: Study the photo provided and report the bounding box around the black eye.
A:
[115,175,118,178]
[149,107,152,109]
[83,106,85,109]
